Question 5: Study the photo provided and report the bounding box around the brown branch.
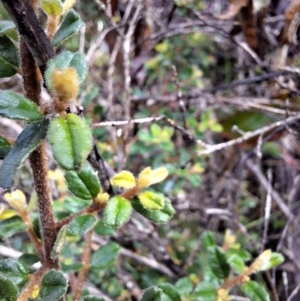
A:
[1,0,55,76]
[74,228,94,301]
[9,0,58,268]
[55,201,106,231]
[18,264,48,301]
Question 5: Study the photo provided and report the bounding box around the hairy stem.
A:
[74,228,94,300]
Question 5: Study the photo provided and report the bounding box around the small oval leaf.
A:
[68,214,97,236]
[157,283,180,301]
[138,191,164,210]
[65,162,100,199]
[51,225,68,259]
[241,281,270,301]
[39,270,68,301]
[0,275,18,301]
[0,136,11,159]
[47,116,73,170]
[52,9,83,47]
[132,197,175,224]
[0,36,19,78]
[0,21,15,36]
[40,0,63,16]
[0,91,43,121]
[110,171,136,189]
[0,118,49,188]
[0,259,28,287]
[91,242,120,269]
[67,113,93,169]
[208,246,230,279]
[0,216,27,239]
[48,114,93,171]
[150,167,168,185]
[140,286,163,301]
[104,196,132,227]
[194,282,218,301]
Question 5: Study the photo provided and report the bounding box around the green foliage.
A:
[0,135,11,159]
[51,225,68,259]
[38,270,68,301]
[0,1,287,301]
[52,9,83,47]
[47,114,93,170]
[132,197,175,224]
[0,259,28,287]
[194,282,217,301]
[207,246,231,279]
[68,214,97,235]
[0,275,18,301]
[104,196,132,228]
[0,91,42,121]
[40,0,63,16]
[91,242,120,269]
[0,36,19,77]
[0,118,49,188]
[0,20,15,35]
[241,281,270,301]
[138,191,165,210]
[65,162,100,199]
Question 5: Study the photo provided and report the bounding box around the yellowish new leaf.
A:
[110,171,136,189]
[4,189,27,212]
[139,191,165,210]
[150,167,168,185]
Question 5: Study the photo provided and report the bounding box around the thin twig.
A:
[74,228,94,301]
[197,114,300,156]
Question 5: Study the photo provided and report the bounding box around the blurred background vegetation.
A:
[1,0,300,300]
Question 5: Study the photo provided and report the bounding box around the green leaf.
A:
[157,283,180,301]
[39,270,68,301]
[104,196,132,228]
[0,259,28,287]
[65,162,100,199]
[0,21,15,36]
[61,262,83,273]
[140,286,162,301]
[83,297,105,301]
[226,248,251,261]
[0,91,43,121]
[45,51,87,91]
[0,275,18,301]
[0,118,49,188]
[175,277,193,296]
[0,36,19,78]
[208,246,230,279]
[0,216,27,239]
[194,282,218,301]
[227,254,245,274]
[68,214,97,235]
[202,231,217,250]
[51,225,68,259]
[260,252,284,271]
[241,281,270,301]
[91,242,120,269]
[18,254,40,268]
[94,220,116,236]
[110,170,136,189]
[0,136,11,159]
[40,0,63,16]
[47,114,93,171]
[132,197,175,224]
[52,9,83,47]
[139,190,165,210]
